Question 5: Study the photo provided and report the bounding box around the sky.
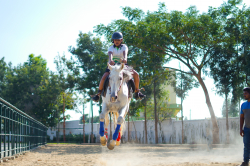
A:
[1,0,250,121]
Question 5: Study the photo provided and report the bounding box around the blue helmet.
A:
[112,32,123,41]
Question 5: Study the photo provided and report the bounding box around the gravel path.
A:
[0,144,244,166]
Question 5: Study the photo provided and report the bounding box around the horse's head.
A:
[107,63,125,102]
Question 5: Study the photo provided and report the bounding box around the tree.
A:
[0,57,7,93]
[54,54,80,141]
[221,98,239,117]
[144,80,177,143]
[1,54,50,114]
[171,70,199,143]
[66,32,109,114]
[0,54,77,127]
[68,32,108,96]
[209,41,238,143]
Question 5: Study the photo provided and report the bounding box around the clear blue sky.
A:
[1,0,249,121]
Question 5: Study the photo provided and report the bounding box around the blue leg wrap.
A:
[99,121,104,136]
[113,124,121,140]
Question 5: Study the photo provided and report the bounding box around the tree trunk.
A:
[153,79,158,144]
[128,111,130,142]
[196,75,220,143]
[63,93,66,143]
[82,104,85,143]
[131,116,138,142]
[181,73,184,144]
[144,100,147,144]
[225,94,229,144]
[182,110,184,144]
[83,114,85,143]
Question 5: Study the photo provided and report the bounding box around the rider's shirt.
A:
[108,44,128,63]
[241,101,250,128]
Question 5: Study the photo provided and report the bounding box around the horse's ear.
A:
[120,63,124,71]
[107,63,112,71]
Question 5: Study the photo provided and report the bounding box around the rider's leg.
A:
[132,69,146,100]
[92,72,109,102]
[132,70,140,93]
[99,72,109,91]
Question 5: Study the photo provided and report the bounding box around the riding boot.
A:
[91,90,102,102]
[134,91,146,100]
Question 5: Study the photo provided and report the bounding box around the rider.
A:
[91,32,145,102]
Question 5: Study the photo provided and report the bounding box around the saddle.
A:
[102,76,135,98]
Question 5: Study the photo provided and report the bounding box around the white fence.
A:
[47,117,241,144]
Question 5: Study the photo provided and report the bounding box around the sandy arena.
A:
[1,143,244,166]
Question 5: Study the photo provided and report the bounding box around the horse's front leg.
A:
[107,105,128,150]
[99,104,108,146]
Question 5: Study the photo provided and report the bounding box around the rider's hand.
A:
[120,58,127,63]
[240,129,244,137]
[110,61,115,65]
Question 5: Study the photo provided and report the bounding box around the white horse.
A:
[99,63,133,150]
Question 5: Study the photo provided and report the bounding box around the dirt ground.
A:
[0,143,244,166]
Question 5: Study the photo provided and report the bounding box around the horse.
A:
[99,63,133,150]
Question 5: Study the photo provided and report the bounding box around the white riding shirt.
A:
[108,44,128,63]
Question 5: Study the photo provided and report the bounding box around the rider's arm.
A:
[122,45,128,63]
[108,51,115,65]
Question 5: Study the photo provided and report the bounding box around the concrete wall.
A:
[47,117,241,144]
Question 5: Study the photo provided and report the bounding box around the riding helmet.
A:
[111,32,123,42]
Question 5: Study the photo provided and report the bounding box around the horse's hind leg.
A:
[104,112,109,140]
[107,106,128,150]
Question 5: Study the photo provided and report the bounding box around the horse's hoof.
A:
[116,141,121,146]
[107,140,116,150]
[100,136,107,146]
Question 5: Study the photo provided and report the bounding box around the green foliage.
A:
[68,32,108,97]
[144,82,177,122]
[171,71,199,100]
[0,54,77,127]
[0,57,7,92]
[209,0,250,107]
[79,115,100,124]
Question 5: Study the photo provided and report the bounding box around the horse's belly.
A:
[107,104,121,112]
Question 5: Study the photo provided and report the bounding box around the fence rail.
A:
[0,97,47,159]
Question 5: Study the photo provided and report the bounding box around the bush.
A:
[47,133,97,143]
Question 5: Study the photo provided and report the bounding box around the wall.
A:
[47,117,240,144]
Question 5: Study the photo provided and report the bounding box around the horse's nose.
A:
[111,96,117,102]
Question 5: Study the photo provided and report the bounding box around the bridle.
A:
[108,72,124,94]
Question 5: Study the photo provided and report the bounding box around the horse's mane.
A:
[111,64,133,82]
[122,65,133,82]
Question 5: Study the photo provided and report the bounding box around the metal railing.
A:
[0,97,47,159]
